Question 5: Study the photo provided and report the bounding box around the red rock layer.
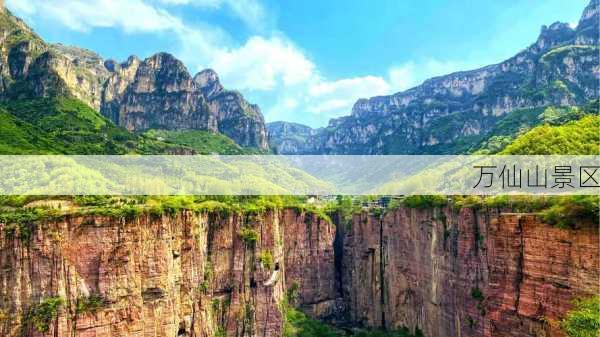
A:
[340,208,599,337]
[0,211,288,337]
[0,207,597,337]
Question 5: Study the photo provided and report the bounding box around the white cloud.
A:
[6,0,487,127]
[7,0,184,33]
[305,76,391,116]
[156,0,268,31]
[388,63,416,91]
[210,36,315,91]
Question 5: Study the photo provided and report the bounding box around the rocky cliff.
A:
[338,208,598,337]
[0,206,596,337]
[266,121,323,154]
[271,0,600,154]
[0,7,268,150]
[102,59,268,149]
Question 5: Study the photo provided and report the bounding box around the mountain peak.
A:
[580,0,599,23]
[533,21,575,53]
[194,69,224,99]
[575,0,599,44]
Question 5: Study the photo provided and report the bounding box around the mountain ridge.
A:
[0,7,269,150]
[269,0,599,154]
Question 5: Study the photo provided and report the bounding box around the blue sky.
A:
[7,0,588,127]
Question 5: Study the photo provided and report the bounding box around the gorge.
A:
[0,203,597,337]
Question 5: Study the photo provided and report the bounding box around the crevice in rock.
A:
[514,216,525,312]
[378,213,386,328]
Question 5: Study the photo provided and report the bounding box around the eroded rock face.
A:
[266,121,323,154]
[1,207,596,337]
[271,1,600,154]
[339,208,599,337]
[0,9,269,150]
[0,211,289,337]
[99,54,268,150]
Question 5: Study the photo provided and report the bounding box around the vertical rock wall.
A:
[340,208,599,337]
[0,207,597,337]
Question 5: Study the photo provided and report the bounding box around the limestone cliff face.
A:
[1,207,596,337]
[266,121,323,154]
[271,0,600,154]
[0,9,269,150]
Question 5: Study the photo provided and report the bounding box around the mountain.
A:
[266,121,322,154]
[499,114,600,155]
[271,0,599,154]
[0,6,269,151]
[101,57,268,149]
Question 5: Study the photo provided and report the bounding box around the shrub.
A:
[258,251,274,270]
[561,296,600,337]
[541,196,599,228]
[471,287,484,301]
[239,226,259,246]
[214,326,227,337]
[403,195,447,209]
[286,281,300,304]
[26,296,64,333]
[76,294,105,314]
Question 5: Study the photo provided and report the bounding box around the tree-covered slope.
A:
[473,100,599,154]
[499,114,600,155]
[0,97,259,154]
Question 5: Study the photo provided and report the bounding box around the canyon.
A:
[0,206,596,337]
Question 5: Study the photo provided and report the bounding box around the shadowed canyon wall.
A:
[0,207,597,337]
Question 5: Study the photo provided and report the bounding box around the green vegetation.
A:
[239,226,259,246]
[0,97,173,154]
[471,287,484,301]
[214,327,228,337]
[76,295,106,314]
[143,129,263,154]
[561,296,600,337]
[258,250,274,270]
[24,296,64,333]
[474,102,598,154]
[282,300,416,337]
[419,101,598,155]
[500,115,600,155]
[540,196,600,228]
[0,97,265,155]
[282,304,340,337]
[0,8,45,52]
[402,195,447,209]
[282,280,416,337]
[0,195,336,231]
[452,195,599,229]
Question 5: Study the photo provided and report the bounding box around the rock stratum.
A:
[0,7,268,150]
[268,0,600,154]
[0,206,596,337]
